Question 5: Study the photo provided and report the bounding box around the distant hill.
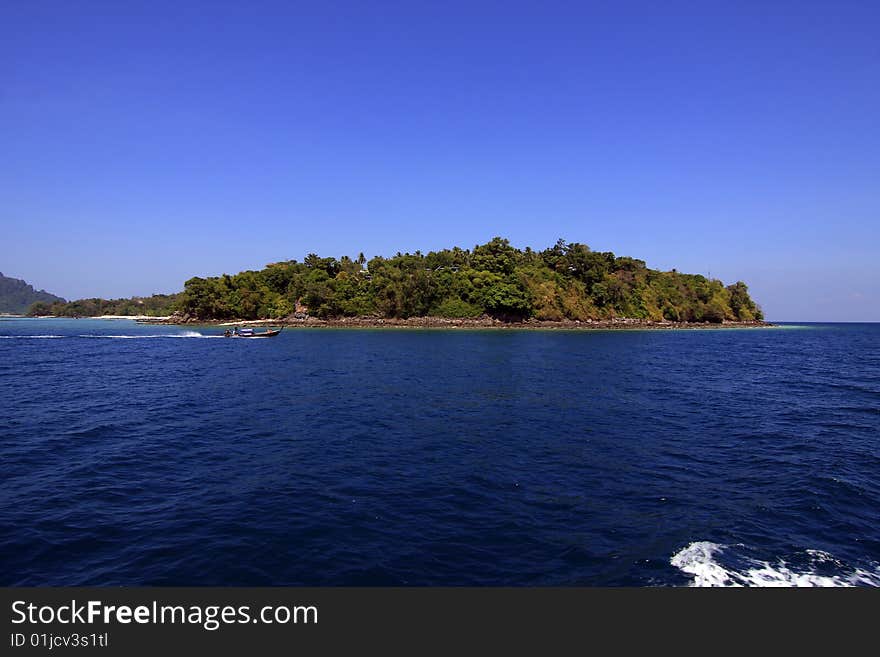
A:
[0,272,66,314]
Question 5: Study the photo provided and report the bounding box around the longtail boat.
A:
[224,326,283,338]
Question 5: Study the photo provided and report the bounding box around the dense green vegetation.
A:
[28,238,763,322]
[28,294,181,318]
[0,272,65,314]
[178,238,762,322]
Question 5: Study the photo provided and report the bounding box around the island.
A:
[26,237,768,329]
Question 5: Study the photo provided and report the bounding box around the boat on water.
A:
[224,326,283,338]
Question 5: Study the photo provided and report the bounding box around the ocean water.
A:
[1,318,878,587]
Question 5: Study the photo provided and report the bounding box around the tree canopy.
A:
[27,294,181,318]
[29,237,763,323]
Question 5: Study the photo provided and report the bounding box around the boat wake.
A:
[3,332,226,339]
[78,331,222,339]
[671,541,880,587]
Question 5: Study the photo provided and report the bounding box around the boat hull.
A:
[224,328,283,338]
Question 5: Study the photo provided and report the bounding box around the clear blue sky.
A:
[2,1,878,320]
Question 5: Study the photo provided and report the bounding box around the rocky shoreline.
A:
[139,313,773,330]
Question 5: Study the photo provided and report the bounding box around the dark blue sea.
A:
[1,318,878,586]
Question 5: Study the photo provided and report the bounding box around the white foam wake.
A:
[0,335,65,339]
[671,541,880,587]
[78,331,219,339]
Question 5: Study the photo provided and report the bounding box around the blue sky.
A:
[2,1,878,320]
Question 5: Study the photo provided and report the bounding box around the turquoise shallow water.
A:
[1,318,878,585]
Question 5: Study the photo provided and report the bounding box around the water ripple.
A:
[1,319,878,585]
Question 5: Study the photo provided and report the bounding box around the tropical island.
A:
[26,237,766,328]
